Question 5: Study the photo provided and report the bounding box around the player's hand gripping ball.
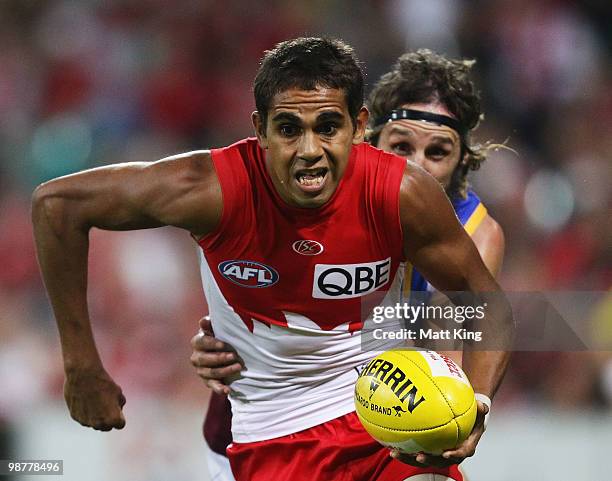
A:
[354,349,476,454]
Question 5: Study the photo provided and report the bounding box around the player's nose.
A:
[297,130,323,163]
[411,151,426,170]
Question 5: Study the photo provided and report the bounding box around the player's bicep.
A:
[33,151,221,236]
[104,152,222,233]
[399,163,482,292]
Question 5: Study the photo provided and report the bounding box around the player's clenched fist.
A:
[190,315,244,395]
[63,367,126,431]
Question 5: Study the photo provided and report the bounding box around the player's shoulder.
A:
[209,137,265,180]
[474,213,505,249]
[358,142,404,166]
[398,161,452,234]
[399,160,444,206]
[211,137,261,161]
[357,142,407,191]
[463,190,503,239]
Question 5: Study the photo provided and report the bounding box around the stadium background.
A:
[0,0,610,480]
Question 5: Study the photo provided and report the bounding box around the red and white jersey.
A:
[197,138,406,443]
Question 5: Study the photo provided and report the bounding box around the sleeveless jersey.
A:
[403,189,487,299]
[197,138,406,443]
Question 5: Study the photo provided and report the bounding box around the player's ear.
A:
[252,111,268,149]
[352,106,369,145]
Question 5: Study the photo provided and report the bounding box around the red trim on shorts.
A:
[227,412,462,481]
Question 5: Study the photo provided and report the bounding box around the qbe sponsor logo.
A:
[218,260,279,288]
[312,258,391,299]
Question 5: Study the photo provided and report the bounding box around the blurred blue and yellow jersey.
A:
[402,189,487,300]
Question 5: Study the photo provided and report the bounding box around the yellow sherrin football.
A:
[354,349,476,454]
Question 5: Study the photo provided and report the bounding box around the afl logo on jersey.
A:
[292,240,324,256]
[218,260,279,288]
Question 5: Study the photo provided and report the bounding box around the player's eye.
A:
[317,123,338,136]
[391,142,413,156]
[426,146,451,160]
[279,124,299,137]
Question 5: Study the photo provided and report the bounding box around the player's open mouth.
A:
[294,167,329,194]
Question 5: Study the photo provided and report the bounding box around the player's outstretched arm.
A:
[31,151,221,430]
[397,162,513,466]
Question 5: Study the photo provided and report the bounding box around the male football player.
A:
[33,38,512,481]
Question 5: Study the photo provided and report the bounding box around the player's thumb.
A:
[116,408,126,429]
[115,392,127,429]
[200,315,214,335]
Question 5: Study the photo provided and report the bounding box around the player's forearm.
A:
[32,185,102,372]
[461,350,510,400]
[459,285,513,400]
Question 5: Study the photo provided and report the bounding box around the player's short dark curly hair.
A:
[254,37,364,128]
[367,49,486,199]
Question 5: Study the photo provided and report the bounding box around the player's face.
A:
[377,102,462,190]
[252,87,367,208]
